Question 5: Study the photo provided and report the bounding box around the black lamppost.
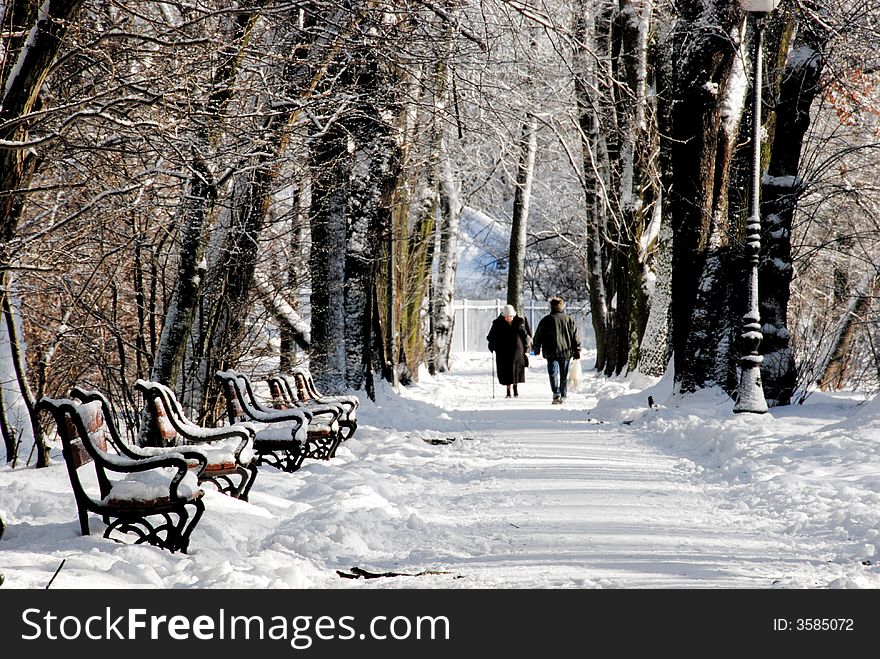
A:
[734,0,778,414]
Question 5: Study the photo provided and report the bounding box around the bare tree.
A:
[573,0,659,376]
[427,19,463,375]
[758,11,829,405]
[1,0,86,464]
[150,8,262,390]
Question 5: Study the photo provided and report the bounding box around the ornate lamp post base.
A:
[734,212,768,415]
[734,362,769,413]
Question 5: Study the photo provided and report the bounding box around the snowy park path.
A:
[3,353,876,589]
[353,356,849,589]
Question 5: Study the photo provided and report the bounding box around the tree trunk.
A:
[0,2,84,458]
[184,8,356,419]
[254,273,311,351]
[347,126,400,391]
[311,24,404,394]
[426,30,461,376]
[150,12,261,389]
[574,0,658,377]
[309,136,350,391]
[400,194,435,385]
[1,275,47,467]
[375,65,432,388]
[0,0,85,254]
[816,273,880,391]
[617,0,655,374]
[759,19,827,406]
[638,18,675,377]
[666,1,741,394]
[574,1,609,372]
[431,143,463,374]
[0,363,15,463]
[637,204,673,376]
[280,186,310,373]
[507,114,538,317]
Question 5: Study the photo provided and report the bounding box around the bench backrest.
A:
[63,412,95,470]
[150,395,180,445]
[286,369,358,413]
[40,397,115,505]
[218,371,257,414]
[70,387,149,459]
[289,371,313,403]
[131,380,184,447]
[238,372,271,412]
[216,369,310,427]
[216,370,269,423]
[221,377,248,424]
[274,374,300,404]
[266,377,290,410]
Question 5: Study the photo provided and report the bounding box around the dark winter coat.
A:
[532,310,580,360]
[487,315,531,385]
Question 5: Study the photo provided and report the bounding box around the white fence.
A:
[451,298,594,353]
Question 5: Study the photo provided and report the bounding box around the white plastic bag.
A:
[567,358,583,390]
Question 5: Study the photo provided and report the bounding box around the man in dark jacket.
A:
[532,296,581,404]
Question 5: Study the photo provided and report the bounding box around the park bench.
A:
[283,368,359,439]
[38,396,205,553]
[71,385,256,501]
[132,379,259,501]
[266,374,353,439]
[215,369,341,469]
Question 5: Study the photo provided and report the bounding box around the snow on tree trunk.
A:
[281,186,310,373]
[637,202,673,376]
[574,0,658,376]
[759,21,827,406]
[149,179,213,387]
[616,0,655,374]
[309,126,350,392]
[637,17,676,378]
[666,0,742,394]
[815,273,880,392]
[507,114,538,317]
[344,169,372,392]
[0,285,33,464]
[1,274,43,466]
[426,28,461,376]
[431,142,462,374]
[254,271,311,350]
[0,1,82,464]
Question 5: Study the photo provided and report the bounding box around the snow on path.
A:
[1,353,872,589]
[356,361,836,588]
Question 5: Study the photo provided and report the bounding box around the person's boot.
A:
[513,384,519,398]
[505,385,511,398]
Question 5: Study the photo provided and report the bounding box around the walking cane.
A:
[491,352,495,398]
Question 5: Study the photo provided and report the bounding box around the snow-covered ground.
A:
[2,350,880,589]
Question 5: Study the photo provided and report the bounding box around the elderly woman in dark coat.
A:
[487,304,531,398]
